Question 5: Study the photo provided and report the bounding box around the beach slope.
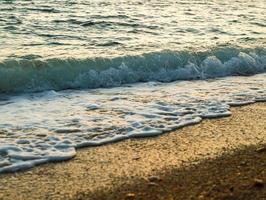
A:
[0,103,265,200]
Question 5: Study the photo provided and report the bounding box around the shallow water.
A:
[0,0,266,172]
[0,73,266,173]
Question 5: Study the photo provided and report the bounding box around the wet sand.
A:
[0,103,265,200]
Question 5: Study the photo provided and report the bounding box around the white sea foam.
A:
[0,73,265,173]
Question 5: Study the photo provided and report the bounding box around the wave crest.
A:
[0,47,265,93]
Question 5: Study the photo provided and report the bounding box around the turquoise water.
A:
[0,0,265,173]
[0,0,265,93]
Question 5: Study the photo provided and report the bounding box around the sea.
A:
[0,0,265,173]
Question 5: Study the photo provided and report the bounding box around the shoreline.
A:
[0,103,265,200]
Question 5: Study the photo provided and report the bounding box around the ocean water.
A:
[0,0,266,173]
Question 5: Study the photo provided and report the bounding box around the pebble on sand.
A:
[254,178,264,188]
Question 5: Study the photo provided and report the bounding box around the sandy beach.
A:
[0,103,265,200]
[1,1,265,199]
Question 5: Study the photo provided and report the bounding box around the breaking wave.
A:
[0,46,266,93]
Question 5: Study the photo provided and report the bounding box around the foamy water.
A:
[0,73,266,173]
[0,0,266,173]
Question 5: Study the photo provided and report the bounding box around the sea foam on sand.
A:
[0,73,265,173]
